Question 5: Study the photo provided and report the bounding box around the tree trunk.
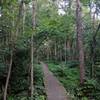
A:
[3,50,13,100]
[49,47,52,61]
[58,40,62,62]
[64,38,67,63]
[3,6,15,99]
[76,0,85,84]
[54,41,57,61]
[30,0,36,99]
[30,34,34,99]
[15,0,24,40]
[91,11,96,78]
[47,47,49,61]
[67,39,71,60]
[22,2,26,34]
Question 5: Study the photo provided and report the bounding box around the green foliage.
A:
[65,61,79,68]
[8,96,29,100]
[34,64,46,100]
[75,83,95,98]
[0,0,100,99]
[7,64,46,100]
[48,63,80,94]
[81,0,90,5]
[10,49,29,94]
[48,62,100,99]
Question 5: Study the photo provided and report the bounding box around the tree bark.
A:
[47,47,49,60]
[54,41,57,61]
[76,0,85,84]
[67,39,71,60]
[15,0,24,40]
[64,38,67,63]
[58,40,62,62]
[30,33,34,100]
[22,2,26,34]
[3,50,13,100]
[30,0,36,99]
[3,6,15,99]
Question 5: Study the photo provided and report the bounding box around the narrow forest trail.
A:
[41,62,68,100]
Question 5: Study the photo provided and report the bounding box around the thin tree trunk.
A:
[49,47,51,61]
[30,0,36,99]
[91,11,96,78]
[47,47,49,60]
[89,10,96,78]
[60,47,62,62]
[64,38,67,63]
[3,6,14,99]
[54,41,57,61]
[30,34,34,99]
[22,3,26,34]
[90,18,100,78]
[36,50,39,62]
[71,43,74,60]
[15,0,24,40]
[3,50,13,100]
[76,0,85,84]
[67,39,71,60]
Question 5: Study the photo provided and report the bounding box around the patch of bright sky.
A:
[58,0,100,20]
[29,2,32,8]
[58,9,66,15]
[57,0,69,15]
[89,2,100,19]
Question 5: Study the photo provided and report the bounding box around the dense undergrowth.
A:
[0,46,99,100]
[7,64,46,100]
[0,48,46,100]
[34,64,46,100]
[47,61,100,100]
[0,56,100,100]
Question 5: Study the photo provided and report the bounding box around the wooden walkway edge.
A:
[41,62,68,100]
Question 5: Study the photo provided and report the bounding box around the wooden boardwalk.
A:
[41,62,68,100]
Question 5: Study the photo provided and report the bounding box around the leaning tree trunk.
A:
[3,50,13,100]
[3,1,26,99]
[3,5,15,100]
[76,0,85,84]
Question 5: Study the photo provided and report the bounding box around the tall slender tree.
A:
[30,0,36,99]
[3,5,15,100]
[76,0,85,84]
[3,50,13,100]
[3,1,26,99]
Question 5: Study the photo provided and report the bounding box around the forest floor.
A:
[41,62,68,100]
